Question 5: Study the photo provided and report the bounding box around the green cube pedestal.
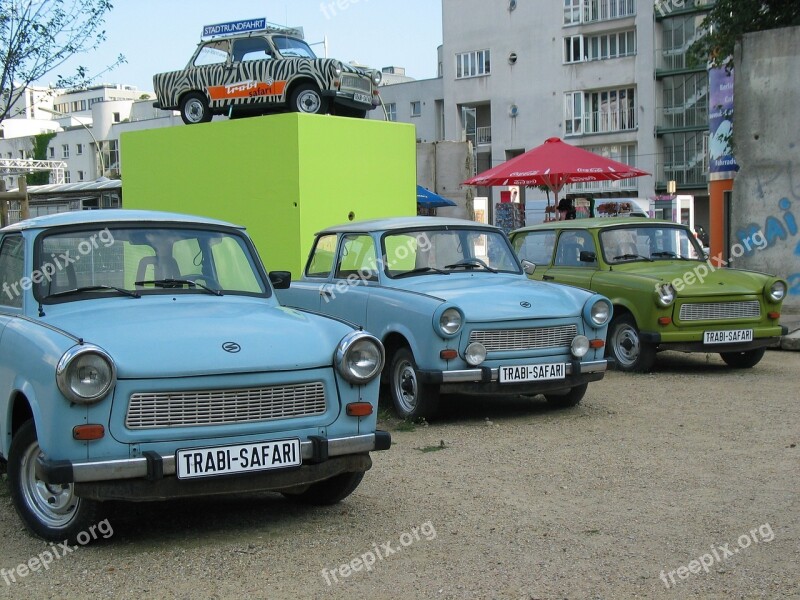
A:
[121,113,416,277]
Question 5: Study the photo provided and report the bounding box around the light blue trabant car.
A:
[277,217,613,420]
[0,210,388,541]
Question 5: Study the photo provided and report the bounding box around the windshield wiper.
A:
[612,253,653,262]
[651,251,693,260]
[444,258,498,272]
[135,279,223,296]
[393,266,450,279]
[48,285,141,299]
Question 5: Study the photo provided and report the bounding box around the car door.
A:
[230,37,286,109]
[320,233,375,326]
[540,230,598,290]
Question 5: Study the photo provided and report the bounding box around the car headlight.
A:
[371,69,382,85]
[332,61,343,77]
[766,280,787,303]
[586,298,612,326]
[335,331,385,384]
[571,335,590,358]
[655,283,676,307]
[464,342,487,366]
[434,306,464,337]
[56,345,116,404]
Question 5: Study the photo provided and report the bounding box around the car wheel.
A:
[289,84,328,114]
[719,347,766,368]
[8,421,101,542]
[544,383,588,408]
[180,92,212,124]
[607,314,656,373]
[389,347,440,420]
[281,471,364,505]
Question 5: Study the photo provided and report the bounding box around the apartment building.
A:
[373,0,715,228]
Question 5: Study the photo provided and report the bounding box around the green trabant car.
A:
[509,218,787,372]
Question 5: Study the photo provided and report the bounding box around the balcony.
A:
[567,177,639,194]
[655,0,715,20]
[656,154,709,188]
[567,107,636,137]
[656,102,709,131]
[475,126,491,145]
[582,0,636,23]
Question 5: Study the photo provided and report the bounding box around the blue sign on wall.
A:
[708,67,738,177]
[202,18,267,38]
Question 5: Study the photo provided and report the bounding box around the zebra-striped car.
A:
[153,28,382,124]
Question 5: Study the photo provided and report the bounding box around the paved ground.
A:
[0,350,797,599]
[779,313,800,350]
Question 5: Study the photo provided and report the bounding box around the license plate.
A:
[703,329,754,344]
[499,362,566,383]
[176,438,301,479]
[352,92,372,104]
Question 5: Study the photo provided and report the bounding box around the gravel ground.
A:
[0,350,798,600]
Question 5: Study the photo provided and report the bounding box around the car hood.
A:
[43,297,351,378]
[613,261,774,296]
[390,274,591,320]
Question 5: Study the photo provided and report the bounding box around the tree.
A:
[690,0,800,69]
[0,0,124,124]
[26,131,56,185]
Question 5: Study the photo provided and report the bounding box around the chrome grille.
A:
[469,325,577,352]
[679,301,761,321]
[340,74,372,94]
[126,382,326,429]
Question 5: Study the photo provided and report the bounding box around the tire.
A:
[180,92,212,124]
[289,83,328,114]
[607,314,656,373]
[388,347,440,420]
[544,383,588,409]
[282,471,364,505]
[719,347,766,369]
[8,421,101,542]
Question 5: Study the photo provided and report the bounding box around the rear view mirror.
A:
[579,251,597,263]
[521,259,536,275]
[268,271,292,289]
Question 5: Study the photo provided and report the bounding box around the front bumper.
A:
[418,359,608,395]
[640,327,787,353]
[36,431,391,501]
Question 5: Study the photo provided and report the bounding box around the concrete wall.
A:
[416,140,473,219]
[731,26,800,312]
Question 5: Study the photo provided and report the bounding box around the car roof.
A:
[2,209,244,233]
[512,216,685,233]
[317,216,501,235]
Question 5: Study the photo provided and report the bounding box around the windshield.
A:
[384,228,521,278]
[599,225,704,264]
[35,225,267,303]
[272,35,316,58]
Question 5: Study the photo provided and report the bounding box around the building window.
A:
[76,143,83,155]
[77,171,85,181]
[456,49,491,79]
[48,147,55,158]
[113,112,121,123]
[564,87,636,136]
[564,0,582,25]
[568,144,640,192]
[660,73,709,129]
[385,103,397,121]
[564,35,585,63]
[62,144,69,158]
[410,101,421,117]
[565,0,635,25]
[587,30,636,61]
[64,171,71,183]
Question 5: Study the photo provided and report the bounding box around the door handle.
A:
[320,289,333,298]
[542,275,555,281]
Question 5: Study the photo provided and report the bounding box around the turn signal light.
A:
[73,424,105,440]
[658,317,672,326]
[768,312,780,320]
[346,402,374,417]
[440,349,458,360]
[589,339,605,349]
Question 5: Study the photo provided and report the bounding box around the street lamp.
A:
[38,106,106,178]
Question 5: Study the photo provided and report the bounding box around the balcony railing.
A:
[656,103,709,129]
[476,126,492,145]
[567,177,639,194]
[567,107,636,137]
[583,0,636,23]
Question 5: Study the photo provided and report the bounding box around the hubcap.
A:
[394,360,418,414]
[21,440,79,528]
[297,90,321,113]
[613,324,640,367]
[185,99,205,123]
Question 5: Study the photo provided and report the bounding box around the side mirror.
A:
[521,259,536,275]
[268,270,292,289]
[579,250,597,263]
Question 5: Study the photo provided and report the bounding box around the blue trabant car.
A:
[276,217,613,420]
[0,210,388,541]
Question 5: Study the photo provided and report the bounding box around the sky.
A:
[41,0,443,92]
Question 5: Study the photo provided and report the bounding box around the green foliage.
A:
[26,131,57,185]
[0,1,125,124]
[689,0,800,69]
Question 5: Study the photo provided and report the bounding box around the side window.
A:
[306,235,337,278]
[193,41,230,67]
[335,235,377,281]
[512,231,556,266]
[555,231,596,266]
[0,235,24,308]
[233,38,273,62]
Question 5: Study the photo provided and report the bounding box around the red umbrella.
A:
[463,137,649,213]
